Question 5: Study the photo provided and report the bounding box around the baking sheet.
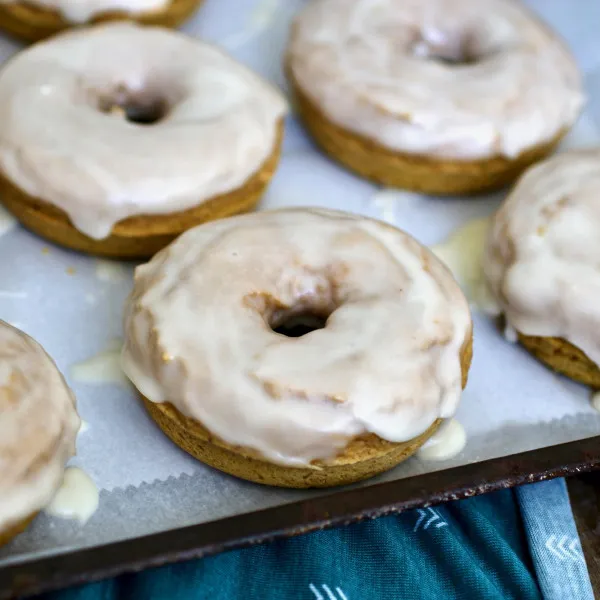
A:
[1,0,600,569]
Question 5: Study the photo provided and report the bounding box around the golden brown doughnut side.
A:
[0,121,283,259]
[288,72,567,196]
[518,334,600,388]
[0,0,202,42]
[143,398,443,488]
[140,332,473,488]
[0,513,37,547]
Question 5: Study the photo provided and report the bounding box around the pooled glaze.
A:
[431,217,500,315]
[370,189,422,226]
[0,23,288,240]
[222,0,281,51]
[95,259,128,283]
[287,0,583,160]
[45,467,99,524]
[503,324,518,343]
[416,418,466,461]
[0,321,80,533]
[70,340,128,386]
[0,205,16,237]
[0,0,169,22]
[122,208,472,466]
[484,150,600,365]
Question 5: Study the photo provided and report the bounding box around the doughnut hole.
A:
[271,312,328,338]
[96,84,173,125]
[411,28,493,65]
[246,290,339,338]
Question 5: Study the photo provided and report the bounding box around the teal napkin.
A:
[516,479,593,599]
[40,478,593,600]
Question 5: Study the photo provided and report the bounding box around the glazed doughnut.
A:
[0,321,80,546]
[484,150,600,387]
[0,0,201,42]
[0,23,287,258]
[122,208,473,488]
[286,0,584,195]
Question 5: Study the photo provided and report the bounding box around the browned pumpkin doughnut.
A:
[122,208,473,488]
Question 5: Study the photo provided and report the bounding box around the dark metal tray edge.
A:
[3,435,600,599]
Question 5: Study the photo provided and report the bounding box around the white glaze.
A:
[0,204,16,237]
[431,217,500,315]
[416,418,466,461]
[95,259,128,283]
[122,208,472,467]
[222,0,281,51]
[0,23,288,240]
[503,324,518,343]
[370,189,422,226]
[45,467,99,524]
[71,340,128,386]
[591,391,600,413]
[287,0,583,160]
[371,189,397,225]
[0,321,80,533]
[484,149,600,366]
[0,0,169,22]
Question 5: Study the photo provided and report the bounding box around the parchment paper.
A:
[1,0,600,566]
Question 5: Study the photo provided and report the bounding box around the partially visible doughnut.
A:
[484,149,600,387]
[0,23,287,258]
[0,0,201,42]
[286,0,583,194]
[0,321,80,545]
